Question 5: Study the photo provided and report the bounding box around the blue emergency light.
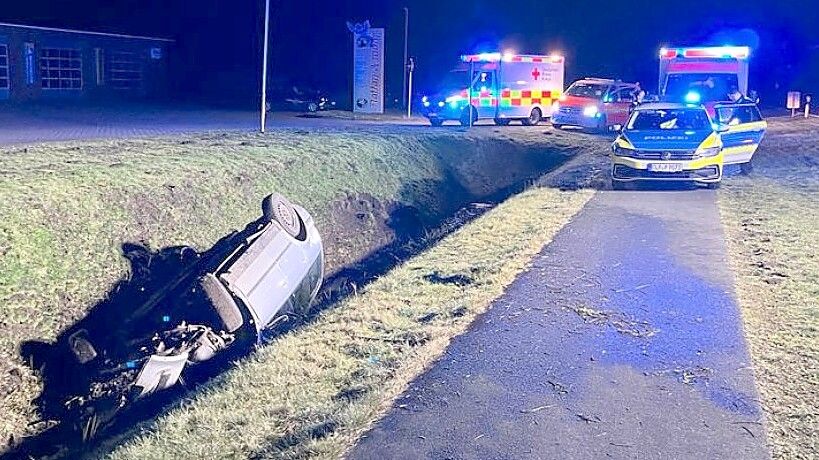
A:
[685,91,702,104]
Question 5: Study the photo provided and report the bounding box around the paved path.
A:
[349,189,769,460]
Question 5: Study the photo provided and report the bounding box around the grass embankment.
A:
[719,118,819,459]
[0,127,599,448]
[106,186,593,460]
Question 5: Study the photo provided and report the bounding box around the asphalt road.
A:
[349,189,769,460]
[0,105,437,145]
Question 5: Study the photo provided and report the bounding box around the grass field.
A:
[719,117,819,459]
[0,126,602,449]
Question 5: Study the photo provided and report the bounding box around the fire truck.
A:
[420,52,565,126]
[658,46,752,112]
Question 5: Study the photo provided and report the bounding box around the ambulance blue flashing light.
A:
[685,91,702,104]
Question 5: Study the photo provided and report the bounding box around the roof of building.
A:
[0,22,174,42]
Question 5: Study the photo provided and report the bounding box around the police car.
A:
[611,101,766,188]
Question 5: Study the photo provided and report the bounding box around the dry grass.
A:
[0,126,596,447]
[719,117,819,459]
[104,187,593,460]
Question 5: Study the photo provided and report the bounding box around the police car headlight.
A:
[612,144,635,157]
[695,146,721,158]
[583,105,599,117]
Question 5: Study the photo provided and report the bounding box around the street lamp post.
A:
[260,0,271,133]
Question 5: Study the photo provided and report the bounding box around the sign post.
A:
[348,21,385,114]
[787,91,801,118]
[407,57,415,118]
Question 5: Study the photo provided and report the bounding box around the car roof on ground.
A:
[635,102,705,111]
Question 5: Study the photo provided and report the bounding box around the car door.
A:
[608,87,635,127]
[470,69,498,119]
[714,103,767,165]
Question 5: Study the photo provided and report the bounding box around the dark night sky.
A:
[3,1,819,107]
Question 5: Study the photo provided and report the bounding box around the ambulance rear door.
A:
[498,56,564,118]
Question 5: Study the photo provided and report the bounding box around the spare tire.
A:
[262,193,304,239]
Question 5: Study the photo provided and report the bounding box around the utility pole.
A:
[402,7,409,113]
[260,0,271,133]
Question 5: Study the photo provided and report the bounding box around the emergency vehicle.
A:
[421,52,565,126]
[551,78,639,131]
[611,101,766,187]
[658,46,752,114]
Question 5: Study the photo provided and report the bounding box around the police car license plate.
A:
[648,163,684,173]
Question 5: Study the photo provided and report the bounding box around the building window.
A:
[0,45,9,90]
[40,48,82,90]
[106,51,142,89]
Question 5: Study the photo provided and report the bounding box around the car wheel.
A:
[429,119,444,127]
[611,179,628,190]
[262,193,305,239]
[494,118,510,126]
[552,123,563,130]
[459,106,477,126]
[739,162,753,175]
[307,102,319,113]
[522,107,543,126]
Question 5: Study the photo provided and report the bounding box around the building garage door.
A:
[40,48,82,90]
[106,50,142,90]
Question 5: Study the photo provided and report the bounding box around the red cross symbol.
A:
[531,67,541,80]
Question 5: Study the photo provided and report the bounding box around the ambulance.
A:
[658,46,751,112]
[420,52,565,126]
[655,45,766,174]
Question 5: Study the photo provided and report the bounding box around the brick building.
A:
[0,22,172,102]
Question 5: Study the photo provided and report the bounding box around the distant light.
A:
[684,91,702,103]
[438,101,445,107]
[423,101,431,107]
[422,96,429,103]
[503,50,516,62]
[583,105,599,117]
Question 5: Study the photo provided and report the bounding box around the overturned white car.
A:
[50,193,323,441]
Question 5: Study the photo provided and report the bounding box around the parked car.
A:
[266,84,338,113]
[551,78,640,131]
[43,193,324,442]
[610,101,766,188]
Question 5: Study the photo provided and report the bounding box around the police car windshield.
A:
[664,73,739,102]
[628,108,711,131]
[565,83,608,99]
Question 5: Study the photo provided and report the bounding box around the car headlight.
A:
[438,101,445,108]
[583,105,599,117]
[612,144,635,156]
[695,146,721,158]
[423,101,431,107]
[422,96,429,103]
